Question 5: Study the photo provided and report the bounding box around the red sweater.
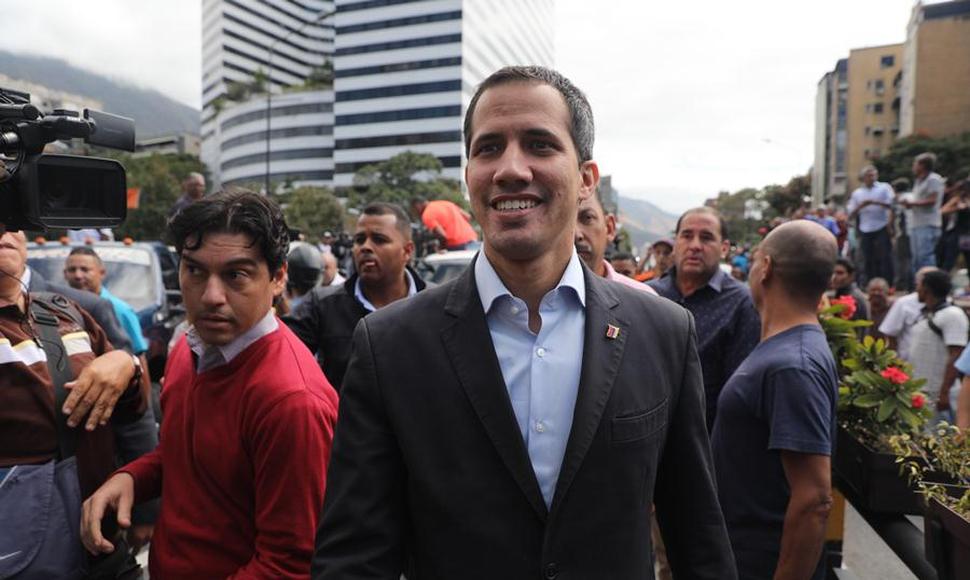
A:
[121,322,338,579]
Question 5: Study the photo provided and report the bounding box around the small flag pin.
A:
[606,324,620,339]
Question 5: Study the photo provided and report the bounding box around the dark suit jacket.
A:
[313,260,735,579]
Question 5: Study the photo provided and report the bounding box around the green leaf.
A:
[896,391,912,405]
[853,394,883,408]
[897,407,921,429]
[877,398,896,422]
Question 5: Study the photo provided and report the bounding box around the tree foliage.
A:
[282,186,345,243]
[112,153,208,241]
[874,131,970,184]
[347,151,465,211]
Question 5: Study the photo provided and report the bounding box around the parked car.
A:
[27,240,185,381]
[416,250,477,285]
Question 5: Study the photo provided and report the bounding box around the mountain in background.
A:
[0,50,199,139]
[617,195,678,251]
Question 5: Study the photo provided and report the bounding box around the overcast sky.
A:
[0,0,933,212]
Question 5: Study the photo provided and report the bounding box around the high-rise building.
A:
[201,0,335,188]
[900,0,970,138]
[332,0,555,186]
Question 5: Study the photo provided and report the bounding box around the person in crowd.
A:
[81,190,339,578]
[953,344,970,430]
[907,269,967,425]
[572,194,655,296]
[318,231,334,255]
[901,153,946,273]
[285,202,430,389]
[0,228,144,577]
[321,251,345,287]
[313,65,734,579]
[829,258,870,323]
[713,220,839,580]
[64,246,149,358]
[805,206,840,237]
[731,245,751,275]
[848,165,895,285]
[833,210,850,256]
[730,265,747,282]
[879,266,939,361]
[891,177,915,292]
[411,196,479,251]
[865,277,892,340]
[649,206,761,431]
[168,172,206,218]
[636,238,674,282]
[286,243,323,311]
[939,178,970,272]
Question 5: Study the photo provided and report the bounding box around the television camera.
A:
[0,86,135,232]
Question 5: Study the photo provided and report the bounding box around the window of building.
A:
[873,102,884,114]
[881,55,895,68]
[864,126,871,136]
[874,79,885,95]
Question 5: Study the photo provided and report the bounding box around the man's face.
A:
[652,243,673,273]
[179,232,285,346]
[831,264,853,290]
[321,253,337,286]
[185,175,206,199]
[0,231,27,280]
[353,214,414,289]
[465,81,597,262]
[863,169,877,187]
[574,196,615,273]
[64,254,105,294]
[674,212,728,280]
[912,159,927,178]
[867,283,888,306]
[611,258,637,279]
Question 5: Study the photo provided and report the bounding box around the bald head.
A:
[321,251,339,286]
[759,220,838,305]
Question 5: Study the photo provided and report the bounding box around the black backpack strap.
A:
[28,295,79,460]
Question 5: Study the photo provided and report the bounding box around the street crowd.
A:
[1,64,968,580]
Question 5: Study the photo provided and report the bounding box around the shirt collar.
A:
[186,309,278,372]
[354,269,418,313]
[667,266,727,295]
[20,266,32,293]
[475,248,586,314]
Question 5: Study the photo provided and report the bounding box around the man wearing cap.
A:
[637,238,674,282]
[574,194,655,294]
[284,202,430,389]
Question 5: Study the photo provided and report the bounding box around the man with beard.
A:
[284,202,430,389]
[574,194,656,294]
[313,65,732,579]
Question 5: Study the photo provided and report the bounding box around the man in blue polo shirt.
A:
[64,246,148,356]
[712,220,839,580]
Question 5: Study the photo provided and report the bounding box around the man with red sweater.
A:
[81,190,339,578]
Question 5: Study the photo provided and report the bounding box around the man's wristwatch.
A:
[129,353,143,385]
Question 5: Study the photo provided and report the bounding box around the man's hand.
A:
[127,523,154,555]
[938,388,951,412]
[63,350,136,430]
[81,472,135,555]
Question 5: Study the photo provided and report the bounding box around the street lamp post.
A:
[265,7,336,195]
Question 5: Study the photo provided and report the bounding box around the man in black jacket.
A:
[284,202,431,389]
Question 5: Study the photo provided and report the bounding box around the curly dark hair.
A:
[167,189,290,275]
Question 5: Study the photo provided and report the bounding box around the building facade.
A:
[201,0,335,188]
[900,0,970,138]
[332,0,554,186]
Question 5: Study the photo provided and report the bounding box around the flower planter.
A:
[924,496,970,580]
[833,425,925,514]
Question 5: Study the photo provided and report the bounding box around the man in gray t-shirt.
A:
[902,152,945,272]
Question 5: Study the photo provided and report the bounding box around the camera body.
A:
[0,87,135,231]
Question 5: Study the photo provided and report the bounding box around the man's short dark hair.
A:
[835,257,855,275]
[361,202,412,240]
[68,246,102,264]
[921,269,951,300]
[168,189,290,275]
[675,207,729,241]
[760,221,838,304]
[915,152,936,172]
[464,65,595,163]
[611,252,636,263]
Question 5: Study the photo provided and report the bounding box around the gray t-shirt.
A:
[909,172,945,229]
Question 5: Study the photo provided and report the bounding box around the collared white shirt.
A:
[20,266,32,293]
[847,181,894,233]
[475,250,586,508]
[354,270,417,313]
[186,309,278,373]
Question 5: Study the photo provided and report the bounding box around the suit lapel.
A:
[550,271,627,513]
[441,263,548,521]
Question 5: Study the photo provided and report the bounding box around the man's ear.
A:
[404,240,415,261]
[578,160,600,202]
[605,213,617,243]
[719,240,730,260]
[272,262,288,297]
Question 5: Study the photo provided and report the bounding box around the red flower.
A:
[830,295,857,320]
[911,393,926,409]
[881,367,910,385]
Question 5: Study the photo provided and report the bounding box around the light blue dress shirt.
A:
[475,251,586,508]
[354,270,418,313]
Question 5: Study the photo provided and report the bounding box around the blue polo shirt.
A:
[100,287,148,354]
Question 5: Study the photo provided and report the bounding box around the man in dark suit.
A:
[313,66,734,579]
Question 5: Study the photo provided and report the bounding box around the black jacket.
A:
[283,268,430,390]
[312,259,734,579]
